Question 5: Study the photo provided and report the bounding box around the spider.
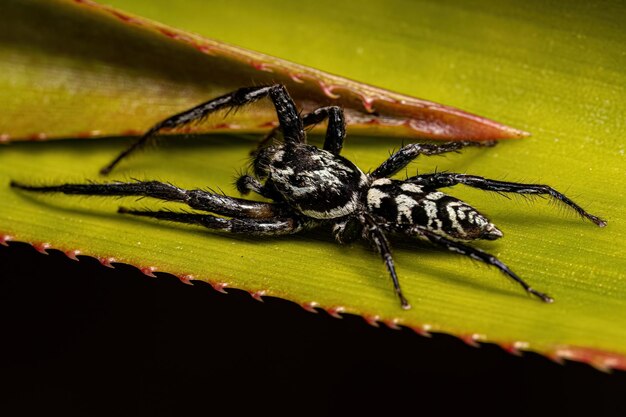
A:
[10,84,606,310]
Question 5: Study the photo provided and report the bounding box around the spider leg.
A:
[252,106,346,156]
[101,84,304,175]
[403,225,553,302]
[303,106,346,155]
[10,180,287,219]
[360,213,411,310]
[370,141,495,179]
[408,173,607,227]
[117,208,307,236]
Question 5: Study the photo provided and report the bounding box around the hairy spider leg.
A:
[370,141,496,179]
[253,106,346,156]
[304,106,346,155]
[360,213,411,310]
[117,208,306,236]
[10,180,287,220]
[407,173,607,227]
[101,84,304,175]
[400,225,553,302]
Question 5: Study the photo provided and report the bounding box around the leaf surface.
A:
[1,0,625,369]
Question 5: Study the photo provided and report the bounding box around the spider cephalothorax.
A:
[11,84,606,309]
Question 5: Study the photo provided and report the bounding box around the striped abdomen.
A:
[367,178,502,240]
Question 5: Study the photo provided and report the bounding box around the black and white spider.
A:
[11,84,606,309]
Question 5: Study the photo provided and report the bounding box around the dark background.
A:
[1,241,625,417]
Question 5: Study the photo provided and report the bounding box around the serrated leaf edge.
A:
[3,232,623,373]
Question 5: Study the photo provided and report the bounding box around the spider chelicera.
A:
[11,84,606,309]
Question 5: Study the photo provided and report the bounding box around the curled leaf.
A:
[0,0,525,142]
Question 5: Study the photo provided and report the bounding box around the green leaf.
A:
[0,0,521,142]
[2,0,625,370]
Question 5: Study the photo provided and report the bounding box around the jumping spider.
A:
[11,84,606,309]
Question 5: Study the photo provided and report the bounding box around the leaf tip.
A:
[383,318,402,330]
[500,341,530,356]
[32,242,51,255]
[140,266,157,278]
[364,315,381,327]
[177,274,195,285]
[461,333,486,348]
[211,282,229,294]
[0,234,13,246]
[325,306,345,319]
[64,249,81,261]
[98,257,117,268]
[300,301,320,313]
[249,290,267,302]
[410,324,433,338]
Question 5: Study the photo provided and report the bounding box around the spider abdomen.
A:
[367,178,503,240]
[263,144,369,219]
